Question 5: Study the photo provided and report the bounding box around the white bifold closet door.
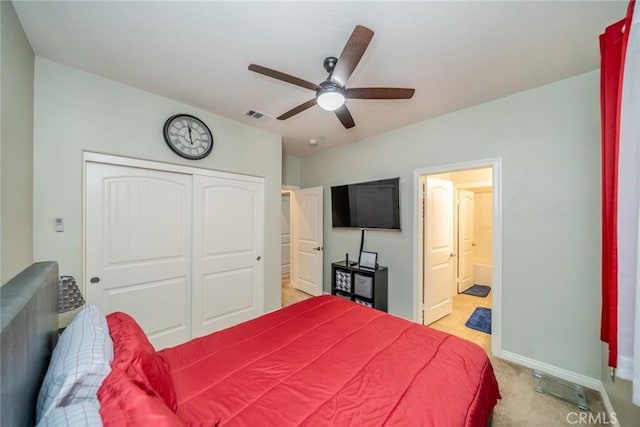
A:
[86,163,192,348]
[86,161,264,349]
[191,174,263,338]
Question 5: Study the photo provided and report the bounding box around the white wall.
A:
[301,71,602,379]
[33,59,283,321]
[434,168,492,188]
[282,153,301,187]
[453,168,492,188]
[1,1,34,284]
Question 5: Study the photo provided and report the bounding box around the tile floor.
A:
[281,273,312,307]
[429,288,493,353]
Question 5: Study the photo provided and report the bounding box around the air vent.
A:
[245,110,270,120]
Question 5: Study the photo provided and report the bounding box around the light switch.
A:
[55,218,64,232]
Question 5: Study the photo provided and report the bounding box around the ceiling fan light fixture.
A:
[316,83,346,111]
[249,25,414,130]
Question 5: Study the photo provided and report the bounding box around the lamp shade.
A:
[58,276,85,313]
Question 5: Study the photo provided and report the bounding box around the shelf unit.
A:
[331,260,388,312]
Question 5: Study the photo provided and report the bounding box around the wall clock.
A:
[163,114,214,160]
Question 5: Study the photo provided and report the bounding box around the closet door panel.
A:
[192,175,264,337]
[86,162,192,349]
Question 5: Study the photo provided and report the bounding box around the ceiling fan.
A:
[248,25,415,129]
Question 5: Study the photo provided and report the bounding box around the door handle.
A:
[449,253,456,258]
[90,277,101,284]
[257,256,262,261]
[313,246,323,251]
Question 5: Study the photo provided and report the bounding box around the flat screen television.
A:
[331,177,400,230]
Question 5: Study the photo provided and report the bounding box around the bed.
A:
[0,262,500,426]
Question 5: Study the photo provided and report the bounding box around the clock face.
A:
[163,114,214,160]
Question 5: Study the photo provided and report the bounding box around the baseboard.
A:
[499,350,601,390]
[599,381,621,427]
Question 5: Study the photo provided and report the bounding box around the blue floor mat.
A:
[465,307,491,334]
[461,284,491,298]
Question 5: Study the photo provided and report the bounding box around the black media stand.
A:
[331,261,388,312]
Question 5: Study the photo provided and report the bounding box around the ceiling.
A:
[13,1,626,157]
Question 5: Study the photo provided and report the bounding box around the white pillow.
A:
[36,305,113,423]
[36,401,103,427]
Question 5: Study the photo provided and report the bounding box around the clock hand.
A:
[187,126,193,145]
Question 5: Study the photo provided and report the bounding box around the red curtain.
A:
[600,1,635,369]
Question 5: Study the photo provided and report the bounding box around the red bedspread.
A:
[159,296,500,426]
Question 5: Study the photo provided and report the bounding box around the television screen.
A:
[331,178,400,230]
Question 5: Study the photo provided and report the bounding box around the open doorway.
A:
[281,186,323,307]
[414,159,502,356]
[281,188,308,307]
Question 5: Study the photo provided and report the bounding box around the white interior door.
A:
[424,177,454,324]
[281,194,291,274]
[191,174,264,337]
[292,187,323,296]
[86,162,191,349]
[458,189,475,293]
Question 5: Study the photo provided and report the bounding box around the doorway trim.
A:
[413,157,502,356]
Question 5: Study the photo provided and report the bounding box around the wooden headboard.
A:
[0,262,58,427]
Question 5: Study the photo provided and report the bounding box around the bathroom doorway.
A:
[281,187,313,307]
[414,159,502,356]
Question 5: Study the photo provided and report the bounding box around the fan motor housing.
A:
[323,56,338,73]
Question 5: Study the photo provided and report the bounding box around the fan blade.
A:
[347,87,415,99]
[335,105,355,129]
[277,98,317,120]
[331,25,374,86]
[249,64,319,91]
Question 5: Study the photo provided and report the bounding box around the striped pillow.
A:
[36,305,113,423]
[36,401,102,427]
